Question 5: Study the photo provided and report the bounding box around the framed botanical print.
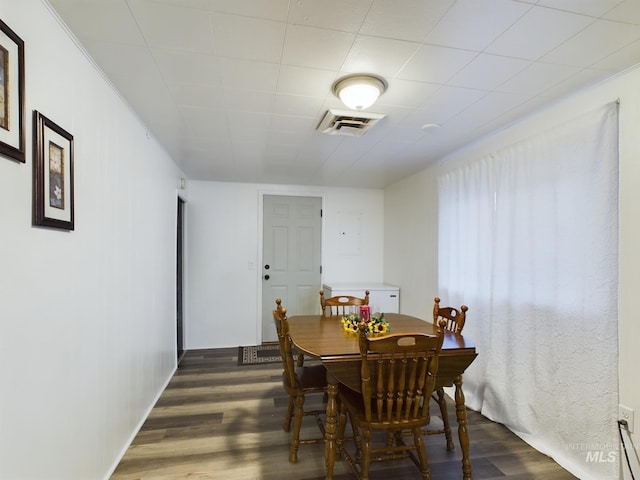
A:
[0,18,25,163]
[33,111,74,230]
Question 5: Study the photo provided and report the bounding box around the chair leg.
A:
[336,404,348,458]
[283,395,294,432]
[349,408,362,459]
[361,428,372,480]
[436,387,455,451]
[289,392,305,463]
[414,427,432,480]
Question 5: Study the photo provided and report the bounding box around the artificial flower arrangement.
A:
[341,311,390,335]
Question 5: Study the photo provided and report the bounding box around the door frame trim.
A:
[176,189,188,364]
[257,190,325,344]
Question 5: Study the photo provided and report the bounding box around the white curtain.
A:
[438,103,619,480]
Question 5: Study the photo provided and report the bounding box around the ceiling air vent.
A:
[316,109,386,137]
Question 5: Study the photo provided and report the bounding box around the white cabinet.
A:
[322,283,400,314]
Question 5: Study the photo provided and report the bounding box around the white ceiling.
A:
[47,0,640,188]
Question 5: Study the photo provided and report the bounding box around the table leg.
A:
[325,373,339,480]
[454,375,473,480]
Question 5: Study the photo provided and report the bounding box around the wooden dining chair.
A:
[273,299,327,463]
[320,289,370,316]
[429,296,469,451]
[336,322,445,480]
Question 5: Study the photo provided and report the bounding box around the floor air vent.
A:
[316,109,386,137]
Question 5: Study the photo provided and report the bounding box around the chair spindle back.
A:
[320,290,370,316]
[433,296,468,334]
[357,322,445,424]
[273,298,296,388]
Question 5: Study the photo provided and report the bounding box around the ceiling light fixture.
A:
[332,74,387,111]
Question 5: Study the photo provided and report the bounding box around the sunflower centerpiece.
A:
[341,306,390,335]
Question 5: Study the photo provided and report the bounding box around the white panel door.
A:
[262,195,322,342]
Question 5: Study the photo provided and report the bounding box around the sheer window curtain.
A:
[438,103,619,480]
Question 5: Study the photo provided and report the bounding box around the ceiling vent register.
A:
[316,109,386,137]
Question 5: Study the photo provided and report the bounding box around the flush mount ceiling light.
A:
[332,74,387,111]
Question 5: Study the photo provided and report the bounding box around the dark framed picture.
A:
[0,18,25,163]
[33,111,74,230]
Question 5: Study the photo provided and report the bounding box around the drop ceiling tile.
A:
[149,0,211,10]
[282,24,356,70]
[267,128,311,145]
[448,54,531,90]
[496,61,581,95]
[376,79,440,108]
[109,72,180,120]
[399,85,486,127]
[288,0,373,32]
[296,134,343,159]
[227,111,272,131]
[180,122,229,140]
[81,40,159,79]
[536,0,624,17]
[209,0,290,21]
[363,104,413,126]
[491,94,560,128]
[358,141,410,165]
[360,0,454,42]
[179,105,229,128]
[415,124,467,157]
[167,82,225,109]
[48,0,145,45]
[383,125,429,142]
[446,91,529,131]
[212,13,286,63]
[181,135,230,152]
[224,89,276,113]
[322,140,371,167]
[218,58,280,91]
[264,143,300,162]
[272,94,325,117]
[179,160,216,181]
[128,0,215,53]
[486,6,595,60]
[542,18,640,67]
[397,44,478,83]
[341,36,421,77]
[152,50,222,85]
[603,0,640,25]
[231,142,267,162]
[542,67,616,100]
[591,39,640,71]
[276,65,337,97]
[426,0,531,52]
[49,0,640,188]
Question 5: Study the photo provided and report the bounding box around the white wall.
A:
[384,66,640,478]
[186,181,384,348]
[383,169,439,317]
[0,1,183,478]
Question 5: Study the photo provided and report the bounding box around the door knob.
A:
[264,274,270,280]
[264,264,270,269]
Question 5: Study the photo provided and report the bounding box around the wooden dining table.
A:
[287,312,478,480]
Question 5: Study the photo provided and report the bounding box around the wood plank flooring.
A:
[110,348,578,480]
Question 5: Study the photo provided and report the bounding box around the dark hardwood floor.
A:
[110,348,578,479]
